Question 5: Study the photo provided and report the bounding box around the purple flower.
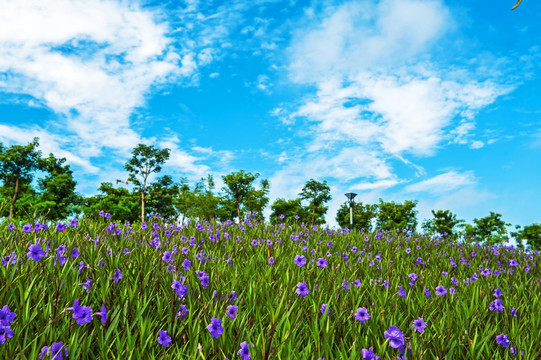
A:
[71,248,80,259]
[0,305,17,326]
[0,324,14,344]
[7,223,16,232]
[294,255,307,267]
[105,212,111,219]
[384,326,405,349]
[198,272,210,288]
[113,269,122,283]
[321,304,329,316]
[412,317,427,333]
[396,285,406,300]
[79,278,92,293]
[435,286,447,297]
[296,282,309,297]
[316,258,328,269]
[75,305,93,325]
[489,299,505,312]
[172,280,189,298]
[22,223,32,233]
[182,259,192,271]
[361,347,381,360]
[354,307,370,323]
[226,305,238,319]
[424,288,431,298]
[496,333,510,348]
[237,341,251,360]
[1,252,17,268]
[55,222,67,232]
[157,330,172,347]
[94,304,107,324]
[69,218,78,228]
[268,257,275,265]
[44,342,68,360]
[494,288,502,298]
[176,305,189,319]
[65,299,92,326]
[207,317,224,338]
[162,251,174,263]
[27,243,46,262]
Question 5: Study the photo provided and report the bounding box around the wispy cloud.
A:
[404,170,475,194]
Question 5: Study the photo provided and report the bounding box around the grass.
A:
[0,213,539,359]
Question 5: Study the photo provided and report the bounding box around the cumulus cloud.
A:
[0,0,257,192]
[270,0,513,213]
[0,0,190,154]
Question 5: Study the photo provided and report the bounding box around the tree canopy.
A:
[299,179,332,226]
[375,199,418,233]
[124,144,170,224]
[421,210,465,240]
[335,200,378,231]
[0,137,42,218]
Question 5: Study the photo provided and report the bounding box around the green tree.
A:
[222,170,263,223]
[461,223,477,243]
[421,210,465,239]
[335,201,378,231]
[146,175,179,221]
[33,153,81,220]
[0,182,36,219]
[376,199,418,233]
[269,198,311,225]
[216,197,237,223]
[124,144,170,224]
[174,177,198,224]
[243,179,270,221]
[193,175,222,222]
[0,137,42,218]
[467,212,511,246]
[511,223,541,251]
[82,182,140,222]
[298,179,332,226]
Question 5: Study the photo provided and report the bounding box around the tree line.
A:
[1,138,539,250]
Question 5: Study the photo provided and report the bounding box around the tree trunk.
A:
[141,189,145,225]
[311,206,316,226]
[237,197,241,224]
[9,176,19,218]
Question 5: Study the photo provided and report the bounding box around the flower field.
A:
[0,212,540,359]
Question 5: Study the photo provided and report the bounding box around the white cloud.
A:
[288,0,451,83]
[0,0,187,156]
[0,124,100,174]
[272,0,514,210]
[404,171,475,194]
[531,129,541,148]
[470,140,485,149]
[0,0,257,188]
[352,179,401,191]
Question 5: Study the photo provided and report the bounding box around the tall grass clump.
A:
[0,212,540,359]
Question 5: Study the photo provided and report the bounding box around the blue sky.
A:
[0,0,540,240]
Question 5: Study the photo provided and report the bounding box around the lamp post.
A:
[344,192,357,229]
